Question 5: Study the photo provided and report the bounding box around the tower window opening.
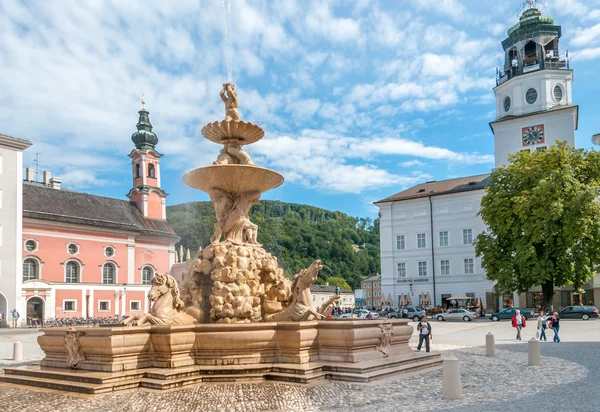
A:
[553,85,563,102]
[524,41,538,66]
[135,164,141,178]
[148,163,156,178]
[503,96,511,112]
[545,39,557,59]
[526,88,538,104]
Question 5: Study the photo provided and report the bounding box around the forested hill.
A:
[166,201,380,290]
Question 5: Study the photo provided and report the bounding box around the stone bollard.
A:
[486,332,496,356]
[13,341,23,361]
[528,337,541,366]
[442,355,462,400]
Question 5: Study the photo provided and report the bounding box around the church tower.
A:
[127,99,168,219]
[490,4,578,167]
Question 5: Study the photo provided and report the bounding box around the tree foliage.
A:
[475,142,600,309]
[167,200,380,290]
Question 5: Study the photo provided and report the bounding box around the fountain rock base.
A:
[0,319,441,394]
[179,241,292,324]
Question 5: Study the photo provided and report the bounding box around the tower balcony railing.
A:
[496,55,569,86]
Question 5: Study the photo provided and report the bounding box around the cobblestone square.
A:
[1,320,598,411]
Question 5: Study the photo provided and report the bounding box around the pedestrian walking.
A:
[511,309,526,340]
[10,309,20,328]
[549,311,561,343]
[416,316,432,353]
[537,310,548,341]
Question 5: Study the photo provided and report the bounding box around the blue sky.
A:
[1,0,599,218]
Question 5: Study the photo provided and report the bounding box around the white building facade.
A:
[377,7,594,311]
[0,133,32,325]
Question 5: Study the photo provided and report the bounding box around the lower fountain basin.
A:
[183,165,284,194]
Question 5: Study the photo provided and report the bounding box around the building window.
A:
[103,263,116,284]
[503,96,511,112]
[463,229,473,245]
[148,163,156,178]
[525,88,538,104]
[396,235,405,250]
[440,259,450,275]
[397,262,407,278]
[65,261,79,283]
[418,261,428,277]
[23,258,38,281]
[105,246,115,258]
[417,233,426,249]
[536,147,546,152]
[135,163,141,178]
[368,291,372,297]
[464,258,474,274]
[98,301,110,312]
[439,231,449,247]
[553,85,563,102]
[63,300,76,312]
[130,301,141,311]
[67,243,79,255]
[142,266,154,285]
[25,239,38,252]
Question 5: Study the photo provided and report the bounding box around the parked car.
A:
[436,309,477,322]
[388,310,401,318]
[339,309,379,319]
[489,308,534,321]
[556,306,599,320]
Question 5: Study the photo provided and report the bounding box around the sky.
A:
[1,0,599,219]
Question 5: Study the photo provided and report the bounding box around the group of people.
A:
[511,309,561,343]
[0,309,20,328]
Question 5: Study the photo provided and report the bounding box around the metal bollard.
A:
[486,332,496,356]
[442,355,462,400]
[528,337,541,365]
[13,341,23,361]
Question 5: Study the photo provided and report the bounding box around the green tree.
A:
[475,142,600,310]
[324,276,352,291]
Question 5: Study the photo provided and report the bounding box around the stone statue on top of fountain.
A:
[221,82,240,122]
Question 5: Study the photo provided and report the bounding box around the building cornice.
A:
[0,133,33,150]
[489,105,578,132]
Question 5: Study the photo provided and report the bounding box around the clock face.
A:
[522,124,545,146]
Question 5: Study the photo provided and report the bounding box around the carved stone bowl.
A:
[201,120,265,145]
[183,165,284,194]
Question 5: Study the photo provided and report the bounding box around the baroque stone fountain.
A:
[0,84,441,394]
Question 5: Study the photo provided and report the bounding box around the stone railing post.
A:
[528,337,541,366]
[13,341,23,361]
[442,355,462,400]
[486,332,495,356]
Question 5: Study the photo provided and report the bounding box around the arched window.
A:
[103,263,115,284]
[147,163,155,178]
[65,262,79,283]
[135,164,141,178]
[23,259,38,281]
[142,266,154,285]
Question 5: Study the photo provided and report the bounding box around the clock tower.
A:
[490,5,578,167]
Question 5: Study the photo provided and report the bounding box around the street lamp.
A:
[409,283,414,295]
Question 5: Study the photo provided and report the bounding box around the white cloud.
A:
[400,160,427,168]
[285,98,321,120]
[571,23,600,46]
[572,47,600,61]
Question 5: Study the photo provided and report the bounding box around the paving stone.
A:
[0,346,586,412]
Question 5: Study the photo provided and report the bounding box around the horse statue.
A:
[269,260,335,321]
[122,273,201,326]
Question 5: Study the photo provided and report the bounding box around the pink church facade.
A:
[17,106,178,324]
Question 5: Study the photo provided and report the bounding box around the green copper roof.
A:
[507,8,555,36]
[131,109,159,150]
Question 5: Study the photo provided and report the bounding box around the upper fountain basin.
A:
[183,164,284,194]
[201,120,264,146]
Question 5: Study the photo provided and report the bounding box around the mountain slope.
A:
[166,201,380,290]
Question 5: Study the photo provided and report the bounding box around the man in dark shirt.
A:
[416,316,432,352]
